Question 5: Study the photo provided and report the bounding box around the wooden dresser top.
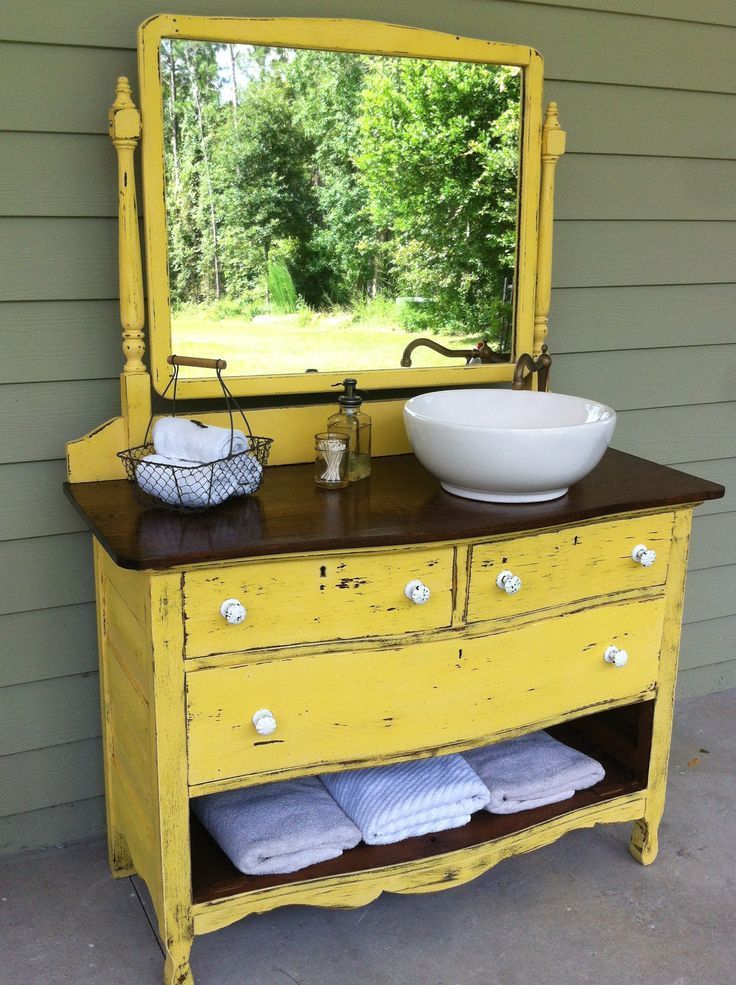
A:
[64,449,724,570]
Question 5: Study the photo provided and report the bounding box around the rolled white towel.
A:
[464,731,605,815]
[152,417,249,463]
[320,754,490,845]
[192,777,361,875]
[136,454,248,508]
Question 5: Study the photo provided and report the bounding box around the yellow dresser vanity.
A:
[63,16,724,984]
[66,452,722,984]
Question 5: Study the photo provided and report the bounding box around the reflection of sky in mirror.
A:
[215,45,298,102]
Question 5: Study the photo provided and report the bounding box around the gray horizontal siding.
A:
[0,738,103,818]
[679,615,736,672]
[8,140,736,224]
[0,673,101,758]
[678,660,736,700]
[0,604,98,687]
[0,301,120,383]
[3,1,736,94]
[552,285,736,352]
[0,797,105,855]
[0,0,733,854]
[3,217,735,300]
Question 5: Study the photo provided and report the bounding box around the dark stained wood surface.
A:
[64,449,724,571]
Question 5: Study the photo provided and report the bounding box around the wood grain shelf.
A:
[191,708,651,906]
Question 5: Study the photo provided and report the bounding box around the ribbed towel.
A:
[464,731,605,815]
[152,417,249,462]
[320,755,490,845]
[136,454,262,508]
[192,777,361,875]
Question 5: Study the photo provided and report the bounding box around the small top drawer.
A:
[183,545,455,657]
[466,513,673,624]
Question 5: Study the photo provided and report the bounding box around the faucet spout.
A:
[512,344,552,391]
[401,338,505,368]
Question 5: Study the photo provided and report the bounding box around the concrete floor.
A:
[2,689,734,985]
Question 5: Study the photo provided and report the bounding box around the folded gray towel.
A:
[192,776,361,875]
[464,731,605,815]
[320,754,490,845]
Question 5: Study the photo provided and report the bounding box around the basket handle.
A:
[168,354,228,370]
[146,355,256,455]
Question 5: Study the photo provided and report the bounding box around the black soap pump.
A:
[327,378,372,481]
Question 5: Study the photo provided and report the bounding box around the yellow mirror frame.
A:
[137,15,547,400]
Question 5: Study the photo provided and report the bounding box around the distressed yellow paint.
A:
[64,25,698,982]
[193,790,645,935]
[91,501,698,985]
[467,513,674,624]
[66,416,127,483]
[137,15,544,400]
[183,545,455,657]
[186,596,664,788]
[147,574,195,985]
[629,508,692,865]
[534,102,567,358]
[94,542,136,879]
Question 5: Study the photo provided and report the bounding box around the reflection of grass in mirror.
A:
[171,304,480,376]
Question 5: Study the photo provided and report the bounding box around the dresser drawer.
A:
[186,596,664,787]
[466,513,673,625]
[182,546,455,657]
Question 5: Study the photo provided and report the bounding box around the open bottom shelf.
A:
[191,707,651,907]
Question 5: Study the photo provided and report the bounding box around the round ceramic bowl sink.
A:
[403,389,616,503]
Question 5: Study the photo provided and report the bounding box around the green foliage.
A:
[161,41,520,336]
[267,260,299,313]
[356,60,520,336]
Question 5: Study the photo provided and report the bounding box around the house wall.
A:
[1,0,734,853]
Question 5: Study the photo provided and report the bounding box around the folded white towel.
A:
[464,731,605,815]
[152,417,249,463]
[192,776,361,875]
[320,755,490,845]
[136,454,262,508]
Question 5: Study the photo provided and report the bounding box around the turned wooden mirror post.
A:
[108,75,151,447]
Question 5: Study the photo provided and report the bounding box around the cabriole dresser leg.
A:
[629,816,659,865]
[164,936,194,985]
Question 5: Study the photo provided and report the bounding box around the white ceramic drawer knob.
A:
[604,645,629,668]
[405,579,431,605]
[632,544,657,567]
[496,569,522,594]
[220,598,246,625]
[252,708,277,736]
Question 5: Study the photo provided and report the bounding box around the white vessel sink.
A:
[403,389,616,503]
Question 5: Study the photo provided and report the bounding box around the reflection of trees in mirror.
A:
[160,39,520,366]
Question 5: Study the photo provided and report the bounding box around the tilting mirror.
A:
[139,19,543,396]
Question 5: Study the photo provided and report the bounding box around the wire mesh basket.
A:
[118,356,273,513]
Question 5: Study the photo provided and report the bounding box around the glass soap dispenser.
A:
[328,378,372,481]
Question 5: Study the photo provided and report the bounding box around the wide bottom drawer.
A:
[186,597,665,787]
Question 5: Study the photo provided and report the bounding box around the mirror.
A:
[139,18,543,397]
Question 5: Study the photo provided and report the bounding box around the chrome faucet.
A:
[400,338,505,368]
